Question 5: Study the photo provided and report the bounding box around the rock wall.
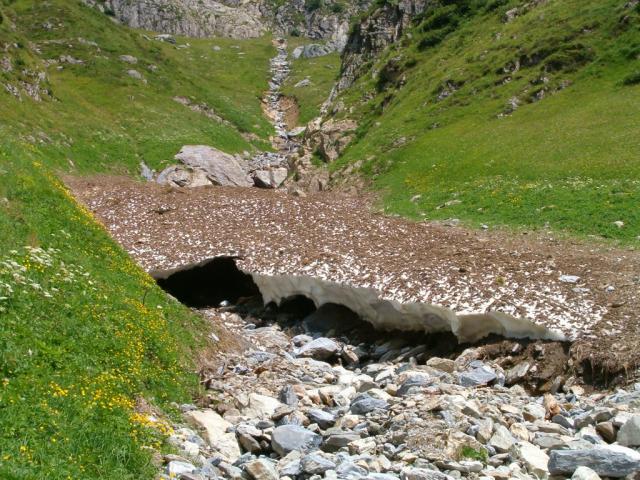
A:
[85,0,371,47]
[337,0,428,90]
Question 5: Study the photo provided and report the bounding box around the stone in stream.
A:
[271,425,322,457]
[548,445,640,477]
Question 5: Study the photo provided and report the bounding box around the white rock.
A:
[511,441,549,478]
[618,415,640,447]
[571,466,602,480]
[245,393,284,419]
[185,409,241,462]
[490,425,515,453]
[167,460,196,476]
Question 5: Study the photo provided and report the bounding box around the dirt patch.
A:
[279,94,299,130]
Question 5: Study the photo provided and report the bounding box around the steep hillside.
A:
[326,0,640,242]
[0,1,273,477]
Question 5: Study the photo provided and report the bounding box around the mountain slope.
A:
[0,1,273,477]
[328,0,640,242]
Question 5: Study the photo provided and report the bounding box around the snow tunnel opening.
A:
[152,257,589,392]
[154,257,260,308]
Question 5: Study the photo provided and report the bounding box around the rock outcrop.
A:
[84,0,370,48]
[157,145,252,188]
[85,0,267,39]
[337,0,428,91]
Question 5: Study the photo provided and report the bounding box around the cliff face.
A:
[86,0,371,48]
[86,0,267,39]
[337,0,429,91]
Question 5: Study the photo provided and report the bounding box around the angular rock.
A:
[245,393,283,419]
[253,167,288,189]
[618,415,640,447]
[185,409,241,462]
[511,441,549,477]
[174,145,252,187]
[167,460,197,477]
[489,425,515,453]
[350,393,388,414]
[505,362,530,384]
[271,425,322,457]
[245,458,279,480]
[296,337,340,360]
[307,408,336,429]
[322,431,360,452]
[401,467,454,480]
[458,364,497,387]
[301,453,336,474]
[426,357,455,373]
[571,466,602,480]
[548,445,640,477]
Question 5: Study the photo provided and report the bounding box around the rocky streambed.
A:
[155,290,640,480]
[144,38,297,191]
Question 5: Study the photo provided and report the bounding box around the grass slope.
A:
[334,0,640,242]
[282,38,341,125]
[0,1,275,477]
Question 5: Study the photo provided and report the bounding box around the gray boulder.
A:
[307,409,336,429]
[618,415,640,447]
[271,425,322,457]
[548,445,640,477]
[296,337,339,360]
[174,145,252,187]
[301,453,336,475]
[458,363,497,387]
[253,167,288,189]
[350,393,388,414]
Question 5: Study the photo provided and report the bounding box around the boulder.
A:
[185,409,241,462]
[301,453,336,474]
[489,425,515,453]
[571,466,602,480]
[458,364,497,387]
[174,145,252,187]
[307,408,336,429]
[271,425,322,457]
[296,337,340,360]
[253,167,288,189]
[548,445,640,477]
[244,393,283,419]
[245,458,279,480]
[618,415,640,447]
[511,441,549,477]
[350,393,388,414]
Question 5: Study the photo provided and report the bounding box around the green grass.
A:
[282,38,341,124]
[0,0,276,478]
[333,0,640,242]
[1,0,276,175]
